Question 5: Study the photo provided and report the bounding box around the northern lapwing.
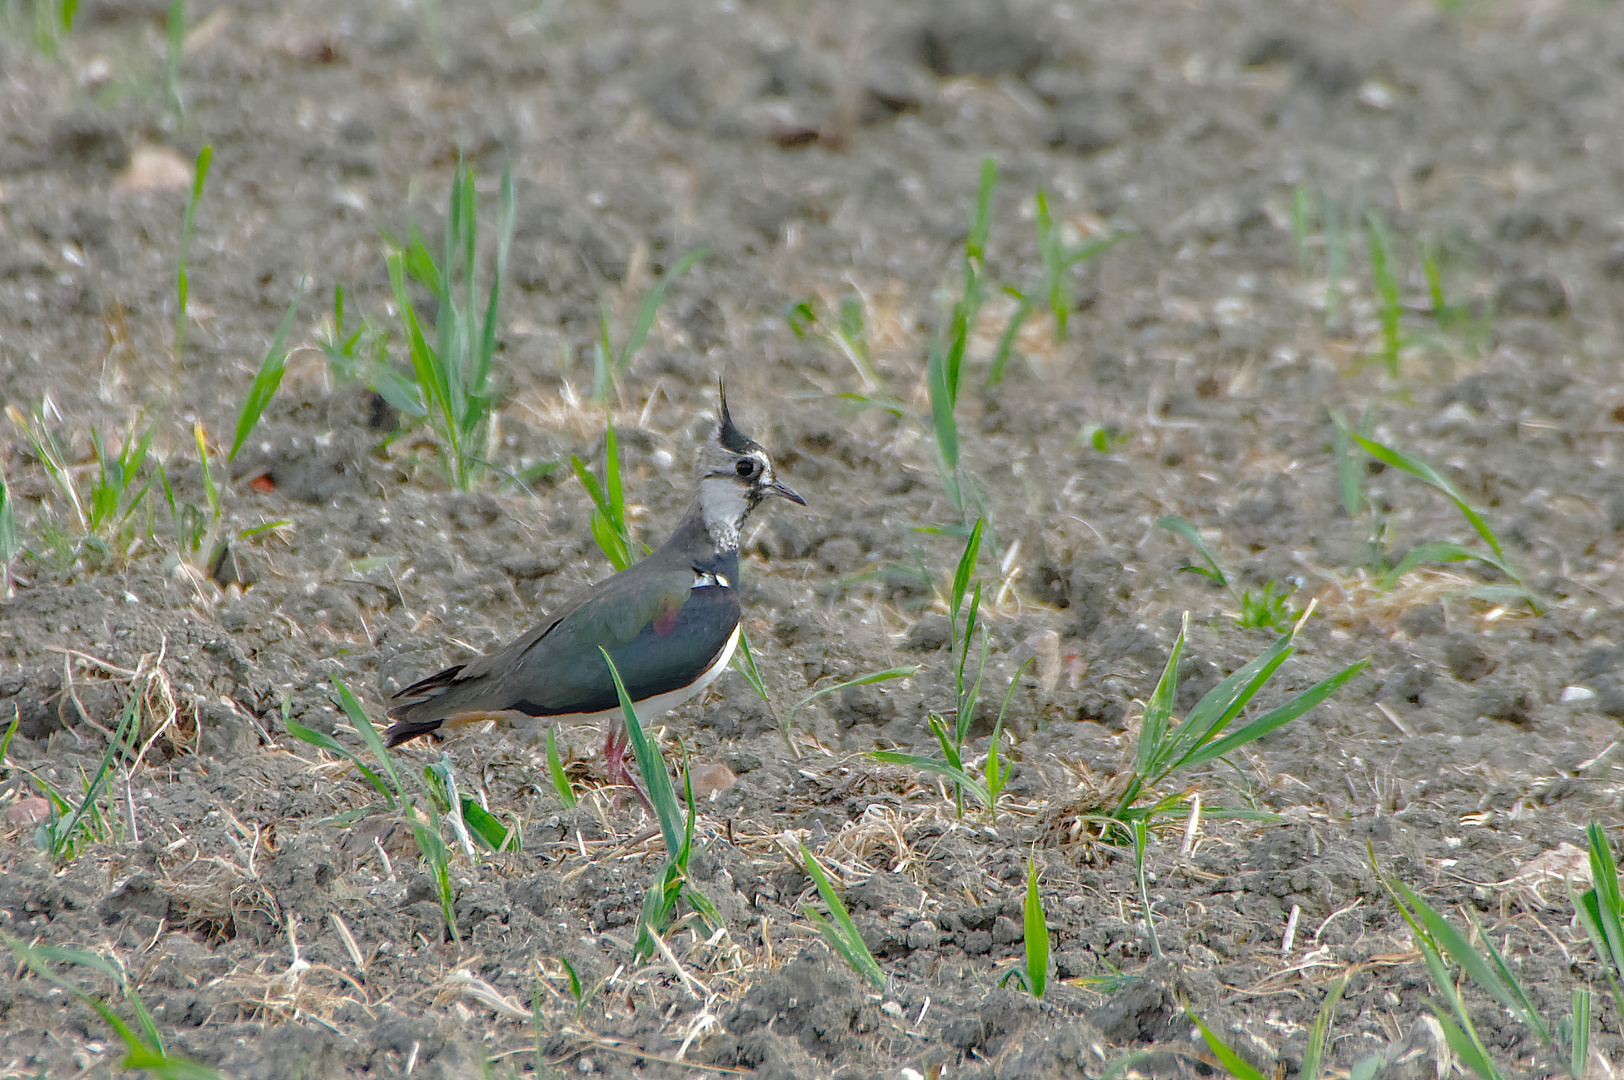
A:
[382,388,804,796]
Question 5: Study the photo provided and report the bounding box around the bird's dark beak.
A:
[766,478,806,506]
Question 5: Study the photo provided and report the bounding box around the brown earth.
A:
[4,0,1624,1077]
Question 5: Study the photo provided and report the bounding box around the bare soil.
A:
[4,1,1624,1077]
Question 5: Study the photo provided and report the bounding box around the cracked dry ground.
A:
[6,0,1624,1077]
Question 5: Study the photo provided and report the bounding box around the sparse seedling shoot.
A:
[999,857,1049,998]
[990,185,1123,385]
[6,405,158,570]
[1109,610,1368,837]
[1155,515,1298,631]
[870,519,1029,820]
[571,417,641,570]
[800,846,885,989]
[1336,421,1539,611]
[175,145,211,356]
[1365,210,1404,375]
[307,676,464,942]
[3,935,225,1080]
[386,162,515,491]
[600,649,721,960]
[591,246,707,401]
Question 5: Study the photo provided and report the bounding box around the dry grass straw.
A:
[202,912,371,1028]
[48,642,189,757]
[1304,562,1527,629]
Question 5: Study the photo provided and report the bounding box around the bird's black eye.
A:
[735,458,761,479]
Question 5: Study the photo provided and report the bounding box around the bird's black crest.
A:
[716,382,756,454]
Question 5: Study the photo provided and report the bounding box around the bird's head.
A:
[698,384,805,549]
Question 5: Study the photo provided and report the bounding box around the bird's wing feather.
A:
[386,553,698,726]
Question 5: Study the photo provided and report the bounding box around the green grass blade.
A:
[1329,411,1363,516]
[868,752,991,806]
[1183,659,1370,769]
[1301,973,1348,1080]
[1470,914,1552,1047]
[47,692,139,859]
[1430,1011,1503,1080]
[800,847,885,989]
[604,421,625,533]
[635,863,684,960]
[785,666,916,732]
[545,727,577,808]
[569,455,610,513]
[387,251,449,428]
[955,621,988,746]
[328,676,402,800]
[1154,515,1229,588]
[1571,885,1624,1021]
[1023,857,1049,998]
[601,648,682,856]
[1380,541,1525,598]
[283,712,395,806]
[456,795,513,852]
[986,720,1005,820]
[966,156,996,260]
[1292,185,1316,278]
[0,467,18,571]
[926,342,959,472]
[1570,987,1591,1079]
[1587,824,1624,956]
[926,713,962,769]
[1156,633,1296,776]
[411,817,459,940]
[949,518,984,637]
[0,712,18,763]
[1387,878,1523,1020]
[163,0,186,115]
[126,983,164,1054]
[730,629,775,716]
[589,511,631,572]
[1186,1010,1266,1080]
[615,247,708,375]
[986,291,1033,386]
[1365,211,1402,374]
[1134,613,1186,776]
[229,289,302,462]
[1348,433,1504,561]
[174,144,211,353]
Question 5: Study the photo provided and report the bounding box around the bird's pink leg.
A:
[603,720,654,812]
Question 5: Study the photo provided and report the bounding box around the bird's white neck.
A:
[699,477,749,552]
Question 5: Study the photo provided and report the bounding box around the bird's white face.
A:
[701,447,783,550]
